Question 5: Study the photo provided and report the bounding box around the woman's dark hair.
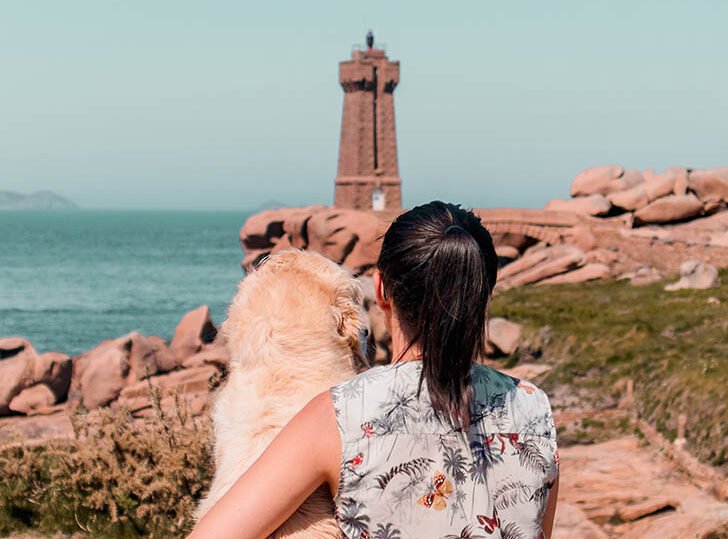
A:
[376,201,498,428]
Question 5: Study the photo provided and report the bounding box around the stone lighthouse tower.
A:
[334,32,402,211]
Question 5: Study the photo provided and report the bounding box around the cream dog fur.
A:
[195,249,367,538]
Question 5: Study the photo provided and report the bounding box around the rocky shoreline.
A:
[2,164,726,429]
[240,165,728,289]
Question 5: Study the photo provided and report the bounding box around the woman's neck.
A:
[388,312,421,363]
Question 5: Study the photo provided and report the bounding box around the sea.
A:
[0,210,249,355]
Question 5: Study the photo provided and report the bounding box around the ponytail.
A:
[377,202,498,429]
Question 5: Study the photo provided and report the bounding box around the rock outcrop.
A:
[235,164,728,295]
[169,305,218,362]
[0,338,72,415]
[0,306,230,418]
[240,206,389,275]
[545,194,612,216]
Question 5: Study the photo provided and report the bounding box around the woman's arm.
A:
[188,391,341,539]
[541,474,559,538]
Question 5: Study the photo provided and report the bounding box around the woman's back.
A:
[331,361,558,539]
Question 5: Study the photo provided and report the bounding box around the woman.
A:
[189,201,559,539]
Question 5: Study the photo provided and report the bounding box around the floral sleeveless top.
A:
[329,361,558,539]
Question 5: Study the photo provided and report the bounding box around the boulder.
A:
[495,245,520,259]
[633,194,703,225]
[607,169,644,193]
[169,305,218,361]
[586,248,620,266]
[642,168,657,182]
[486,318,522,356]
[31,351,72,401]
[665,261,720,291]
[181,343,231,369]
[671,167,689,196]
[305,208,386,274]
[119,366,217,401]
[498,245,586,288]
[72,337,132,409]
[570,165,624,197]
[644,170,677,201]
[537,263,611,285]
[545,194,612,216]
[688,168,728,203]
[240,205,325,268]
[563,225,597,252]
[0,337,37,415]
[491,232,532,252]
[618,265,663,286]
[498,245,552,281]
[607,185,649,211]
[617,497,678,522]
[9,384,56,415]
[124,332,177,378]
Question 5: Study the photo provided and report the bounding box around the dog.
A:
[195,249,368,538]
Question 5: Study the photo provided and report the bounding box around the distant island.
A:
[0,190,78,210]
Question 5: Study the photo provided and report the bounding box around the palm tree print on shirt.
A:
[330,361,558,539]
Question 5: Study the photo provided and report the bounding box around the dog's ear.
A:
[333,280,364,343]
[333,280,372,372]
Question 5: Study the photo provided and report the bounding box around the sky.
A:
[1,1,726,210]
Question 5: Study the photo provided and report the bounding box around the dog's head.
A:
[222,249,370,374]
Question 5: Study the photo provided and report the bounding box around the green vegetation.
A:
[492,269,728,471]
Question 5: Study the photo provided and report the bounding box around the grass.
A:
[491,268,728,471]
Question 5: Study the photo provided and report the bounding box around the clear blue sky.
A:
[1,1,726,210]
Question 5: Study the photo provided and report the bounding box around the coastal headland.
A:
[1,164,727,537]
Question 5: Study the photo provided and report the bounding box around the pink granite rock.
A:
[545,194,612,216]
[608,185,649,211]
[537,263,611,285]
[32,351,72,401]
[633,194,703,225]
[486,318,522,355]
[9,384,56,415]
[240,205,325,268]
[644,170,678,201]
[169,305,218,362]
[123,332,177,379]
[688,168,728,203]
[305,208,387,275]
[498,245,586,288]
[671,167,689,196]
[0,337,37,415]
[495,245,520,259]
[618,265,663,286]
[570,165,624,196]
[607,169,645,193]
[72,337,131,409]
[119,365,217,401]
[181,342,230,369]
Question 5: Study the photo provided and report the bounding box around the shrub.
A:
[0,392,213,538]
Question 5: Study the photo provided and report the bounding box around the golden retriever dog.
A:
[195,249,367,538]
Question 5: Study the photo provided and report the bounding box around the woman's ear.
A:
[373,270,391,312]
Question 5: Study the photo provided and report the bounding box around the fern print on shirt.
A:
[330,361,558,539]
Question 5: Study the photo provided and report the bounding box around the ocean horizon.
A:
[0,209,249,355]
